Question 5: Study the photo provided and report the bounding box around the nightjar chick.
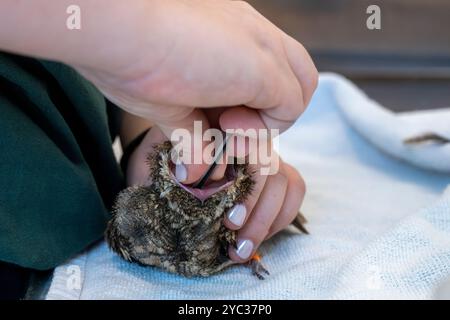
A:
[106,141,308,279]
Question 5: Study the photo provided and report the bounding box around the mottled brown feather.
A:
[106,141,307,278]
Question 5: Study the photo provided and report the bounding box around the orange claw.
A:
[251,253,261,262]
[249,252,269,280]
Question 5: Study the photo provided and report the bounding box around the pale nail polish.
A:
[236,239,253,260]
[227,204,246,227]
[175,163,187,182]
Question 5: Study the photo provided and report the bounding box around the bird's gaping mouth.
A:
[169,164,236,202]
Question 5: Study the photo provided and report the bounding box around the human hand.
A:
[74,0,317,128]
[71,0,317,183]
[126,125,306,263]
[0,0,317,184]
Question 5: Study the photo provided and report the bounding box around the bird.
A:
[105,141,308,279]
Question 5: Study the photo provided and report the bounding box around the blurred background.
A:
[247,0,450,112]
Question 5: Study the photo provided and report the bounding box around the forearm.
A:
[0,0,157,71]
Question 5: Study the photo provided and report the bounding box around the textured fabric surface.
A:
[46,73,450,299]
[0,53,123,270]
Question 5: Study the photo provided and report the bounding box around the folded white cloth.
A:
[331,74,450,172]
[46,73,450,300]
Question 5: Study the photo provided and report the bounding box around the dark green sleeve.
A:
[0,53,124,270]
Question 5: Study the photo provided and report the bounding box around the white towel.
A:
[46,73,450,300]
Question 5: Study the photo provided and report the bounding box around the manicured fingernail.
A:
[175,163,187,182]
[236,239,253,260]
[226,204,246,227]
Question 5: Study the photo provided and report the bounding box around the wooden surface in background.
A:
[246,0,450,111]
[246,0,450,56]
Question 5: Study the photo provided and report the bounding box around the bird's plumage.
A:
[106,142,254,277]
[106,141,307,278]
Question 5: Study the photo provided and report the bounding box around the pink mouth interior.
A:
[169,164,235,203]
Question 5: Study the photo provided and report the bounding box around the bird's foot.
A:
[249,253,270,280]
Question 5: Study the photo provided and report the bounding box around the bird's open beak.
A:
[169,164,236,203]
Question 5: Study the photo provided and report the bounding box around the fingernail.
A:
[226,204,246,227]
[236,239,253,260]
[175,163,187,182]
